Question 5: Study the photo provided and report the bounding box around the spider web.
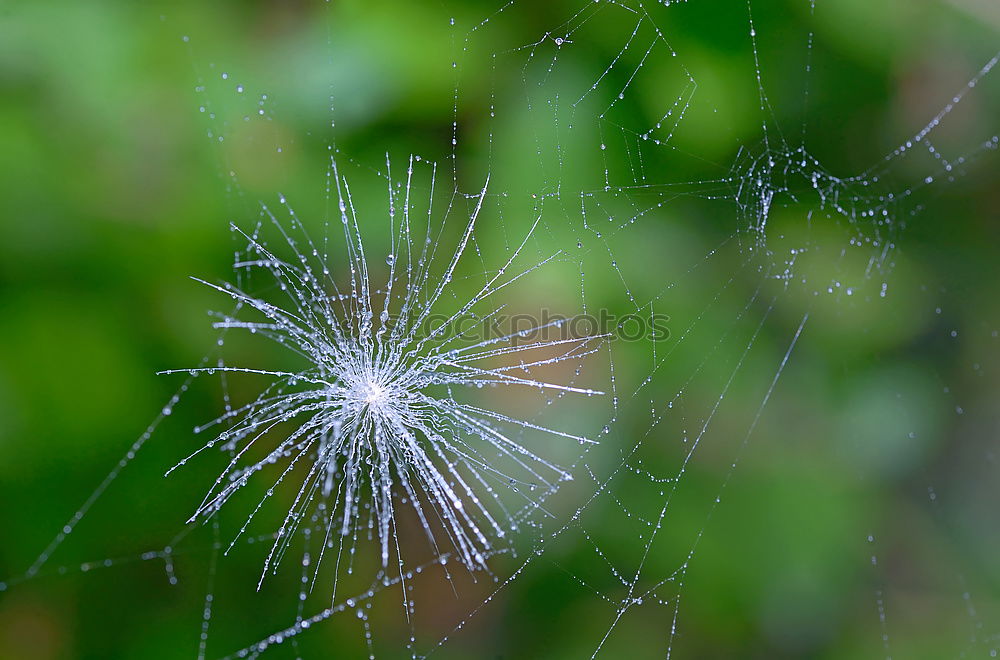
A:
[4,0,1000,658]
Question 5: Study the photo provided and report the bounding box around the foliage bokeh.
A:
[1,0,999,658]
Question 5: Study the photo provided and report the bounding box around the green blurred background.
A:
[1,0,999,658]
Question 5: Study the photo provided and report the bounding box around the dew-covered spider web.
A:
[4,0,1000,657]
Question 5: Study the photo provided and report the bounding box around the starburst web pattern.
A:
[3,0,1000,657]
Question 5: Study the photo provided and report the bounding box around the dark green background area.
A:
[1,1,999,658]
